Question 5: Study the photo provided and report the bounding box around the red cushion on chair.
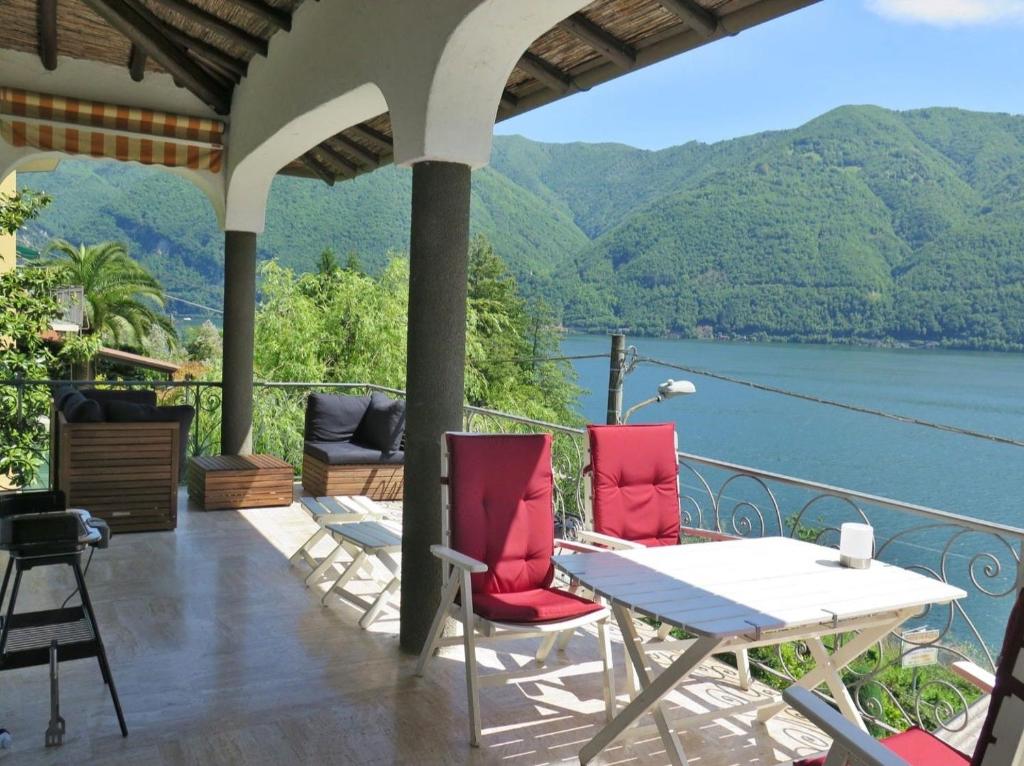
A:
[587,423,680,547]
[472,587,605,624]
[446,433,556,597]
[795,727,970,766]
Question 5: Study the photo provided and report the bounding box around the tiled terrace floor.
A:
[0,488,834,765]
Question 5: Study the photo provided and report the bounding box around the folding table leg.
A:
[756,618,900,725]
[357,550,401,629]
[806,638,867,731]
[597,617,616,720]
[580,604,721,766]
[305,541,350,586]
[322,550,368,605]
[735,648,752,691]
[289,527,328,566]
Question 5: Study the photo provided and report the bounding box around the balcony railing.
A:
[3,376,1021,740]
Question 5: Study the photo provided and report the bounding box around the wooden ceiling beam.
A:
[188,48,241,84]
[346,123,393,152]
[656,0,718,36]
[499,89,519,112]
[164,27,248,78]
[315,143,358,176]
[517,52,578,95]
[332,135,379,168]
[128,44,147,80]
[38,0,58,71]
[148,0,269,56]
[81,0,231,113]
[301,152,336,186]
[226,0,290,31]
[559,13,636,70]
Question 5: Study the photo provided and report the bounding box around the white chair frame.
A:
[415,432,616,747]
[578,428,753,694]
[785,658,1021,766]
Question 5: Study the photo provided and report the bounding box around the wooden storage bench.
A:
[55,413,179,532]
[189,454,294,510]
[300,454,403,501]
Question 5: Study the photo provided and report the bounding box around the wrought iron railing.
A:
[2,376,1021,739]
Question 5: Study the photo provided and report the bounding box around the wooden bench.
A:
[54,412,179,532]
[188,455,294,510]
[300,454,403,501]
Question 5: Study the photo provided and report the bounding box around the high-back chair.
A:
[581,423,681,549]
[787,586,1024,766]
[580,423,753,691]
[415,432,615,747]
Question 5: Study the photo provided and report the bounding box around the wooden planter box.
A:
[189,454,294,510]
[301,453,404,501]
[54,412,179,533]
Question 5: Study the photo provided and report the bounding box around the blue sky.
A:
[495,0,1024,150]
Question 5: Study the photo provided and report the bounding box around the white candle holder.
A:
[840,523,874,569]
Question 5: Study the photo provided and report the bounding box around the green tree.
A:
[0,268,87,486]
[43,240,177,354]
[0,188,51,235]
[316,248,339,276]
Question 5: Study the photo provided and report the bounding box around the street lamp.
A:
[620,378,696,423]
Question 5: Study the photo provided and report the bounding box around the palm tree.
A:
[43,240,178,352]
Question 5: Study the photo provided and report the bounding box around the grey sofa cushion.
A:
[83,388,157,407]
[61,390,103,422]
[354,392,405,454]
[304,440,405,466]
[304,393,370,442]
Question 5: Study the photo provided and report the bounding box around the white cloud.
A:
[866,0,1024,26]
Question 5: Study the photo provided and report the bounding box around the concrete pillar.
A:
[399,161,472,654]
[220,230,258,455]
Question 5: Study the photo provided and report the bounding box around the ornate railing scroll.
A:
[676,449,1024,736]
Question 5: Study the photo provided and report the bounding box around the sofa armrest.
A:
[784,687,909,766]
[430,544,488,573]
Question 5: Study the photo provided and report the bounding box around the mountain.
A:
[18,105,1024,349]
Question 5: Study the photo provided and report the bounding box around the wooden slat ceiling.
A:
[0,0,804,184]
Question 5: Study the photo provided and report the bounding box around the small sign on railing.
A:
[901,627,940,668]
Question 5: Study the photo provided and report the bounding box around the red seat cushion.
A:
[587,423,680,547]
[472,587,605,624]
[446,433,556,596]
[795,727,970,766]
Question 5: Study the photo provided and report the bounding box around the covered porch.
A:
[0,487,829,765]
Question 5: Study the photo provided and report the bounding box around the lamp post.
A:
[620,378,696,423]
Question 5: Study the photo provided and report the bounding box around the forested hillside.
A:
[20,105,1024,349]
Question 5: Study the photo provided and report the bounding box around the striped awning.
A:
[0,87,224,172]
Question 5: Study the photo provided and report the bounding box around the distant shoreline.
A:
[562,327,1024,354]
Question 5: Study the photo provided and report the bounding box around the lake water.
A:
[563,335,1024,650]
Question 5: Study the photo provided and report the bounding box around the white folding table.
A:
[552,536,966,766]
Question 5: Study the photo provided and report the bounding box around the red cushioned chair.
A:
[580,423,753,692]
[786,585,1024,766]
[415,432,615,747]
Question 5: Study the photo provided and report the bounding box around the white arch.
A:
[224,82,387,232]
[225,0,590,233]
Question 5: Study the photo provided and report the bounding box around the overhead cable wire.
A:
[639,356,1024,449]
